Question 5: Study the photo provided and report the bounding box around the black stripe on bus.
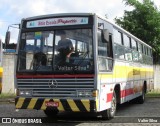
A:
[60,99,72,111]
[33,99,44,110]
[90,100,95,112]
[21,98,31,109]
[15,98,19,106]
[74,100,87,112]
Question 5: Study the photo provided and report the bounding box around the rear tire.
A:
[101,91,117,120]
[136,87,145,104]
[44,108,58,117]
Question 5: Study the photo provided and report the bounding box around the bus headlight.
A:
[19,90,32,96]
[77,90,92,97]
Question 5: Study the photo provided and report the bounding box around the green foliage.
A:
[115,0,160,63]
[0,93,16,99]
[146,89,160,97]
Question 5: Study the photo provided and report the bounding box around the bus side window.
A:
[138,42,143,63]
[123,34,130,48]
[124,35,132,61]
[125,48,132,61]
[113,29,123,45]
[114,44,125,60]
[132,39,139,62]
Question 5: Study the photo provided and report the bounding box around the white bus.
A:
[14,13,153,119]
[0,39,3,94]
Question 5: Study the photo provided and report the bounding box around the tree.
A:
[115,0,160,63]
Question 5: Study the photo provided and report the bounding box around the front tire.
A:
[101,91,117,120]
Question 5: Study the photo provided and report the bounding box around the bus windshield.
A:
[17,29,94,73]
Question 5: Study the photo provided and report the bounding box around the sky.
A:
[0,0,160,43]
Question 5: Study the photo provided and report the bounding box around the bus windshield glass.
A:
[17,29,94,73]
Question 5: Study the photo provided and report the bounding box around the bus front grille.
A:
[17,78,94,97]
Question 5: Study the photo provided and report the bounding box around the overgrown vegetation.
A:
[0,93,16,99]
[146,89,160,97]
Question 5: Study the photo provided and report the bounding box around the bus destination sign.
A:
[26,17,89,28]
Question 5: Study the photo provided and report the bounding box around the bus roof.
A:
[24,13,95,20]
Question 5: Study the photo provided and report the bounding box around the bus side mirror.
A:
[102,29,109,43]
[5,31,10,47]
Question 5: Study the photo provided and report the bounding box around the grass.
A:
[0,93,16,99]
[146,89,160,97]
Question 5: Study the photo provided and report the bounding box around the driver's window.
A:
[98,30,108,57]
[98,30,113,72]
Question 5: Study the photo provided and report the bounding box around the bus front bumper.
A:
[15,97,97,112]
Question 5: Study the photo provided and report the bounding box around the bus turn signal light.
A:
[92,90,98,97]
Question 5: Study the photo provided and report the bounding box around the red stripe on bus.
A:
[121,88,134,98]
[107,88,134,102]
[107,93,113,102]
[16,74,94,78]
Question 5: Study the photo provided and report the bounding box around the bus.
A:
[14,13,154,119]
[0,39,3,94]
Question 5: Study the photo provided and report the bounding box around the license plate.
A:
[45,101,59,107]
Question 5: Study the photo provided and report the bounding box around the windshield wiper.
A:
[77,51,89,66]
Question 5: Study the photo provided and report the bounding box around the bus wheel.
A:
[136,87,145,104]
[101,91,117,120]
[44,108,59,117]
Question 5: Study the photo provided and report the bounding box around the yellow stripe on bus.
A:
[41,98,50,110]
[96,98,99,111]
[99,65,153,79]
[67,99,80,112]
[54,99,65,111]
[81,99,90,112]
[16,98,25,108]
[27,98,38,109]
[0,67,3,77]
